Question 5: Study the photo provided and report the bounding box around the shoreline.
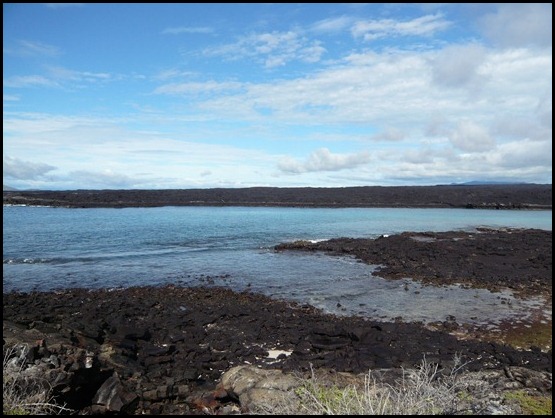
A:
[273,227,552,356]
[3,227,552,414]
[275,227,552,298]
[3,184,552,209]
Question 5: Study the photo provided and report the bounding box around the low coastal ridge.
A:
[3,183,552,209]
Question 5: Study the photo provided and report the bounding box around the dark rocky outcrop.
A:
[3,284,552,414]
[275,228,552,296]
[3,184,552,209]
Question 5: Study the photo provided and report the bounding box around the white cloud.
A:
[162,26,214,35]
[2,111,281,189]
[3,4,551,189]
[367,139,551,184]
[479,3,552,48]
[197,45,550,135]
[3,94,20,102]
[278,148,371,174]
[153,80,244,95]
[153,69,198,81]
[203,30,326,68]
[68,169,139,188]
[372,127,406,142]
[449,120,496,152]
[3,75,59,88]
[46,65,112,82]
[491,106,552,145]
[5,40,61,57]
[487,138,552,170]
[536,94,552,130]
[3,112,116,137]
[431,44,487,88]
[3,156,57,180]
[201,51,434,126]
[149,41,551,184]
[351,13,451,41]
[4,66,117,91]
[401,147,457,165]
[311,16,353,33]
[200,51,431,124]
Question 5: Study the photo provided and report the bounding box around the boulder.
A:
[219,365,300,413]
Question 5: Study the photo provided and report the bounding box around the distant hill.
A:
[2,184,552,210]
[3,185,18,191]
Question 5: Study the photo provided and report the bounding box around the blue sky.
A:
[3,3,552,190]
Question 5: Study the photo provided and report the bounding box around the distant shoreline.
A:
[3,184,552,209]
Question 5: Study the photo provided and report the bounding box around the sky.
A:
[3,3,552,190]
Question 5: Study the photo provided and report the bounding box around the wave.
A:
[3,246,214,265]
[283,237,330,244]
[4,257,53,265]
[4,256,115,265]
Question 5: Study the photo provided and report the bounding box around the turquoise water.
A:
[3,205,551,324]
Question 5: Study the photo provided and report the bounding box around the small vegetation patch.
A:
[505,390,552,415]
[502,319,552,351]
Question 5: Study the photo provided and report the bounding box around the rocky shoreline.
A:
[3,227,552,414]
[3,184,552,209]
[275,227,552,297]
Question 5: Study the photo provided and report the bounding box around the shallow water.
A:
[3,205,551,326]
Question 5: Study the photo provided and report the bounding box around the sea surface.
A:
[3,205,552,326]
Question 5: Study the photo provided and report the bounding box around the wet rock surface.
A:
[3,228,552,414]
[275,227,552,297]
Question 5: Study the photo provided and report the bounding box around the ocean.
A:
[3,205,552,326]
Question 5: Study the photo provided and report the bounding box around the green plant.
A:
[505,390,552,415]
